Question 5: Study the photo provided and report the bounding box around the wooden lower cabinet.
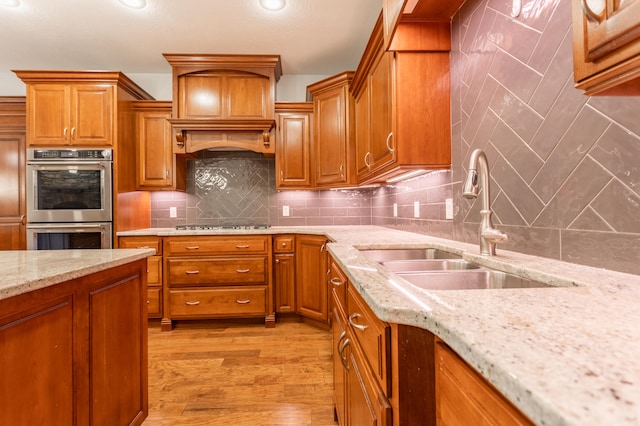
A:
[296,234,329,322]
[434,340,534,426]
[274,235,296,313]
[118,235,163,318]
[162,235,274,330]
[0,259,148,425]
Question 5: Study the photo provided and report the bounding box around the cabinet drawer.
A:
[167,257,267,286]
[146,287,161,317]
[119,236,162,255]
[347,284,391,395]
[147,256,162,287]
[329,256,347,311]
[166,236,269,255]
[169,287,267,317]
[273,235,295,253]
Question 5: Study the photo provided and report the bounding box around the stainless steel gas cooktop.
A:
[175,224,270,231]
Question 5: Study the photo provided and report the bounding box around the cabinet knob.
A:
[275,259,280,264]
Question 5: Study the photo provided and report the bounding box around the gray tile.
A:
[489,120,543,183]
[462,77,500,143]
[561,230,640,275]
[533,156,612,228]
[527,0,571,71]
[489,49,542,103]
[590,123,640,194]
[498,225,561,260]
[569,207,614,231]
[530,106,610,203]
[489,84,543,143]
[491,192,528,226]
[587,95,640,137]
[488,11,541,64]
[591,180,640,233]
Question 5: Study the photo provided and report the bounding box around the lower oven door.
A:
[26,223,112,250]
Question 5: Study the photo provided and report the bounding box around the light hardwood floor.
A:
[144,318,336,426]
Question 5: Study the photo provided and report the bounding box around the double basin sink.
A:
[360,248,552,291]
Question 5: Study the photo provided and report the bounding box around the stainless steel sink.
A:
[382,259,480,272]
[396,270,552,290]
[360,248,461,262]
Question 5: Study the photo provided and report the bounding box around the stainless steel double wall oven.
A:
[26,148,113,249]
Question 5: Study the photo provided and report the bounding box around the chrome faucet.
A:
[462,149,508,256]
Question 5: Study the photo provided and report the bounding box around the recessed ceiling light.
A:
[259,0,286,11]
[0,0,20,7]
[119,0,146,9]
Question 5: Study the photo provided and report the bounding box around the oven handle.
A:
[26,223,109,230]
[27,161,110,167]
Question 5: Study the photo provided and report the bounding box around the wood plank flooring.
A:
[144,318,336,426]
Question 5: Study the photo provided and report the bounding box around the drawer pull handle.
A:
[349,313,368,332]
[236,245,250,249]
[236,299,251,304]
[236,269,250,273]
[185,246,200,250]
[185,270,200,275]
[185,301,200,306]
[330,277,344,287]
[339,337,350,371]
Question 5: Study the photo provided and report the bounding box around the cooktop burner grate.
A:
[175,224,270,231]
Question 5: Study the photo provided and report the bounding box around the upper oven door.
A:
[26,161,112,223]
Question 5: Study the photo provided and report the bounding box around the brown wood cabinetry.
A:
[274,235,296,313]
[0,259,148,425]
[295,234,329,322]
[275,102,313,189]
[330,255,392,426]
[133,100,187,191]
[572,0,640,95]
[162,235,274,330]
[352,16,451,184]
[0,97,26,250]
[307,72,356,188]
[163,54,282,155]
[118,235,164,318]
[435,339,534,425]
[14,70,154,237]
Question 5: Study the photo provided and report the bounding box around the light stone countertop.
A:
[0,249,156,301]
[118,225,640,426]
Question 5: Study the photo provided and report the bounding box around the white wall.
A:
[0,71,329,102]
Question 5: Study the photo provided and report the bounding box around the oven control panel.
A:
[28,148,112,161]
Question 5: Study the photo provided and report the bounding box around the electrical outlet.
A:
[414,201,420,218]
[282,206,290,217]
[393,203,398,217]
[445,198,453,220]
[169,207,177,218]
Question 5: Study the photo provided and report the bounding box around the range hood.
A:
[163,54,282,156]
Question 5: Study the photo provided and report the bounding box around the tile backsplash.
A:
[151,0,640,276]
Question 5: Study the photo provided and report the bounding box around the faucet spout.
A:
[463,149,508,256]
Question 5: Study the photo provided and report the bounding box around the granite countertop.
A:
[0,249,156,301]
[118,225,640,425]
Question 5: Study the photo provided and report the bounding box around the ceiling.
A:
[0,0,382,78]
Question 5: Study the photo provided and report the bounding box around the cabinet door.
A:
[295,235,328,322]
[137,110,173,188]
[355,82,371,180]
[70,84,113,146]
[0,296,74,425]
[315,87,349,186]
[368,52,395,174]
[276,112,312,188]
[274,253,296,313]
[26,84,69,145]
[0,134,26,249]
[89,270,146,426]
[581,0,640,62]
[332,304,348,426]
[347,334,392,426]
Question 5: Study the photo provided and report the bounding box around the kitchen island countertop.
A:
[118,225,640,425]
[0,248,156,301]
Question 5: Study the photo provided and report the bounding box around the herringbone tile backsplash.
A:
[151,0,640,275]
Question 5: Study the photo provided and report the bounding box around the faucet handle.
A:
[481,228,508,243]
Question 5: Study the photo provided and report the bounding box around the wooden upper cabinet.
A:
[352,16,451,184]
[25,83,113,146]
[14,71,152,148]
[275,102,313,189]
[572,0,640,95]
[307,72,355,188]
[163,54,282,155]
[178,71,271,119]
